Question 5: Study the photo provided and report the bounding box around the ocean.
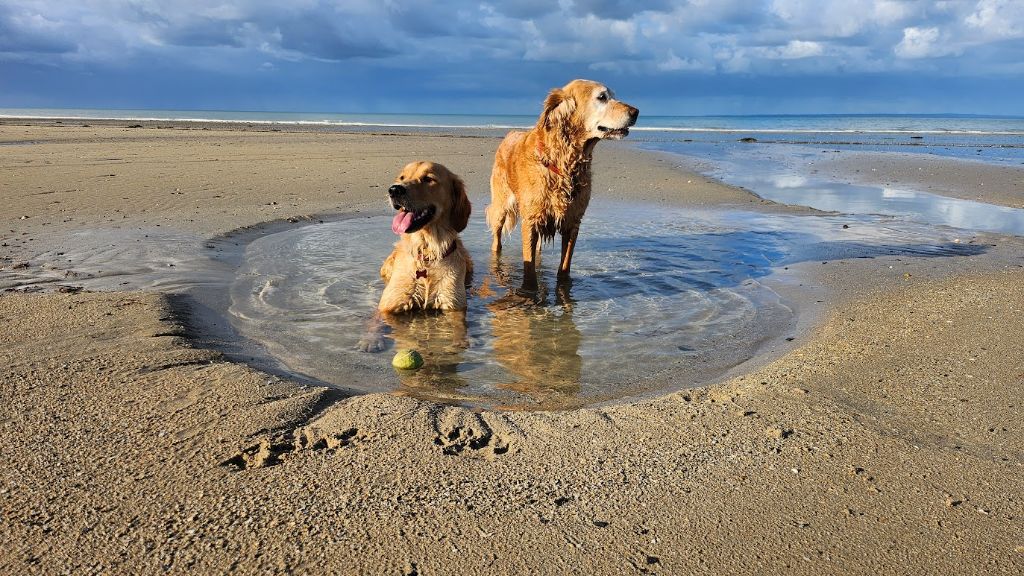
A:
[4,107,1023,231]
[3,108,1023,134]
[3,107,1022,163]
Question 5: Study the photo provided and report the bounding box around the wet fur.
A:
[378,161,473,313]
[486,79,637,284]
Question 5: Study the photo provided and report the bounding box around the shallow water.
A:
[0,228,232,293]
[733,173,1024,235]
[640,140,1024,235]
[0,198,992,410]
[225,202,978,410]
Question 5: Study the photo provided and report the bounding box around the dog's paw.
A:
[355,334,389,353]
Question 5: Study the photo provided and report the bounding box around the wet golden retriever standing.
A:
[486,79,638,289]
[378,160,473,313]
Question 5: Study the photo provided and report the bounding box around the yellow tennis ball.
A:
[391,349,424,370]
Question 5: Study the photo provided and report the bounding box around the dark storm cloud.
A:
[571,0,675,20]
[487,0,562,19]
[0,5,76,54]
[276,16,398,60]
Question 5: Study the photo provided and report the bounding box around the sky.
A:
[1,0,1023,116]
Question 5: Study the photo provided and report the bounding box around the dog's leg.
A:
[355,311,391,353]
[380,250,397,282]
[378,275,417,314]
[521,224,540,292]
[558,224,580,280]
[464,254,474,290]
[433,265,469,312]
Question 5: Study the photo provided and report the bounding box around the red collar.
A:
[415,241,459,279]
[536,139,562,176]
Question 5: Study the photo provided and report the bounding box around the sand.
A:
[1,121,1023,575]
[811,150,1024,209]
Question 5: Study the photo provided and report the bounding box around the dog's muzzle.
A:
[627,106,639,125]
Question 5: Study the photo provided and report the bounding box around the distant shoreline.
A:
[3,110,1024,136]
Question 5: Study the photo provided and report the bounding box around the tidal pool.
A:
[1,200,985,411]
[225,201,976,410]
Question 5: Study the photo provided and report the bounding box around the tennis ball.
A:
[391,349,424,370]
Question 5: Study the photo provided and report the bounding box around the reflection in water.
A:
[486,259,583,409]
[215,202,981,410]
[642,140,1024,236]
[4,202,988,411]
[748,177,1024,235]
[377,310,471,402]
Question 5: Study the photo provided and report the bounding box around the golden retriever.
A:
[378,160,473,313]
[358,161,472,354]
[486,79,638,290]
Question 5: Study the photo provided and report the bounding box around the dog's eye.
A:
[422,175,435,184]
[596,92,608,102]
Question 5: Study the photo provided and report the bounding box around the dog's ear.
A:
[541,88,576,130]
[448,174,471,232]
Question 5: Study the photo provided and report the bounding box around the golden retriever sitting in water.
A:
[486,79,638,289]
[378,161,473,313]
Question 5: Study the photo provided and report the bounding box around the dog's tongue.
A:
[391,210,414,235]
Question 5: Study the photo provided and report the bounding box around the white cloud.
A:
[523,13,640,62]
[767,40,824,59]
[871,0,916,24]
[657,50,708,71]
[894,26,957,59]
[769,0,916,38]
[0,0,1019,78]
[965,0,1024,39]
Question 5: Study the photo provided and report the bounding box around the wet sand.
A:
[812,150,1024,208]
[2,121,1023,574]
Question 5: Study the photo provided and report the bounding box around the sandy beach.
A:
[2,121,1023,574]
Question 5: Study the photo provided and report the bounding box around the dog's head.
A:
[540,79,639,141]
[388,161,471,236]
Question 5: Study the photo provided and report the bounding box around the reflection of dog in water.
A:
[484,258,584,409]
[378,312,471,400]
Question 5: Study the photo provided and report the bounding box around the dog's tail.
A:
[485,198,517,238]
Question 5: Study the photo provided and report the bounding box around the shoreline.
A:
[5,112,1024,135]
[811,149,1024,209]
[2,123,1023,573]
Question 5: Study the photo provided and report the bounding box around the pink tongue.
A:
[391,210,414,234]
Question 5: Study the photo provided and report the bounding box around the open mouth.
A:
[391,205,436,235]
[598,126,630,139]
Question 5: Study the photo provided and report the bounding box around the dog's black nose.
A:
[388,184,406,198]
[627,106,639,124]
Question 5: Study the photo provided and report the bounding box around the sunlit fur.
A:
[485,79,638,284]
[378,161,473,312]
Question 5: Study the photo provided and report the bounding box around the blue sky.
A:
[1,0,1023,115]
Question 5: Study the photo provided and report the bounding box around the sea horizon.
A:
[3,107,1024,135]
